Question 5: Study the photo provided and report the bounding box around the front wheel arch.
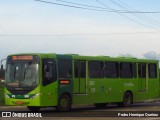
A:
[56,93,72,112]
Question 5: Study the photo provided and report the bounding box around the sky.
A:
[1,0,160,64]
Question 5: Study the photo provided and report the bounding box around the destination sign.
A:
[12,56,33,60]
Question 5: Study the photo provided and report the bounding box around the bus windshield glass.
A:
[5,62,39,88]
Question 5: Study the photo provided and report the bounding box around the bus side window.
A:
[120,62,133,78]
[149,63,157,78]
[105,62,119,78]
[132,63,137,78]
[42,59,57,86]
[88,61,104,78]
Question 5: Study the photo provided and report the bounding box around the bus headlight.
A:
[31,93,40,99]
[24,95,29,98]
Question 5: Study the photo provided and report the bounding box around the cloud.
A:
[143,51,160,60]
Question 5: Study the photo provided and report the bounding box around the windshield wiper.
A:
[24,61,32,79]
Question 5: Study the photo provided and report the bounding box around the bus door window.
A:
[58,59,72,78]
[80,61,86,78]
[75,61,86,78]
[74,61,86,94]
[138,63,146,78]
[142,64,146,78]
[138,63,147,91]
[74,61,79,78]
[42,59,57,86]
[138,64,142,78]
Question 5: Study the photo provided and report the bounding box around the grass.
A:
[0,79,5,106]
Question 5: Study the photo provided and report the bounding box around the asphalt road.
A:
[1,102,160,120]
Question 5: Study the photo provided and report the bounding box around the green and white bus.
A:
[4,53,160,111]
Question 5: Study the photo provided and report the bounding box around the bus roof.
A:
[7,53,158,63]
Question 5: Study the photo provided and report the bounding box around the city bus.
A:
[4,53,160,111]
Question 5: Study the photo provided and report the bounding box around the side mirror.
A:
[0,65,5,79]
[1,65,3,71]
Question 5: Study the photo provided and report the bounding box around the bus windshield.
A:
[5,62,39,88]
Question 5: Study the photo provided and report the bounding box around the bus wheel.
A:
[94,103,107,108]
[117,92,132,107]
[27,106,41,111]
[56,94,71,112]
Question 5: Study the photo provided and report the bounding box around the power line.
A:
[110,0,160,28]
[95,0,157,29]
[34,0,160,28]
[34,0,160,13]
[34,0,123,13]
[0,31,159,37]
[54,0,125,12]
[53,0,153,13]
[117,0,160,27]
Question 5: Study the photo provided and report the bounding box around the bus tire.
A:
[56,94,71,112]
[117,92,132,107]
[27,106,41,111]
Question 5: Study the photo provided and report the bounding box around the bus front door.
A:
[138,63,147,91]
[74,61,86,94]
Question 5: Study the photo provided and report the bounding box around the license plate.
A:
[16,101,23,105]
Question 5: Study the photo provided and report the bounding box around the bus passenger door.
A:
[138,63,147,91]
[74,61,86,94]
[42,59,58,106]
